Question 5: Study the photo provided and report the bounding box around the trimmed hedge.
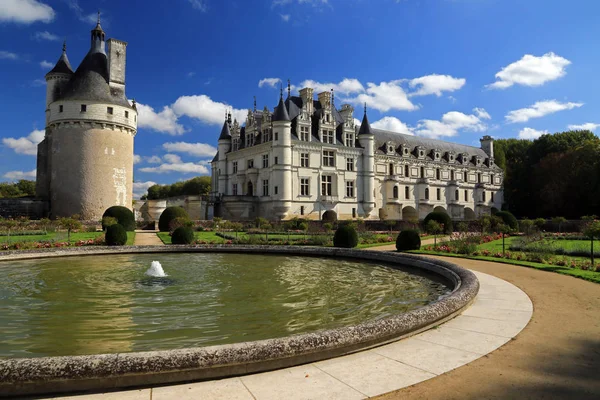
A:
[496,211,518,230]
[396,229,421,251]
[333,225,358,248]
[158,207,189,232]
[322,210,337,222]
[171,226,195,244]
[423,211,453,234]
[106,224,127,246]
[102,206,135,231]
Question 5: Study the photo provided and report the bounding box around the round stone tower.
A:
[37,17,137,220]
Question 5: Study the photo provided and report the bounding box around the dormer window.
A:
[387,142,395,155]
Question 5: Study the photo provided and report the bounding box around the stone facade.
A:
[211,87,503,221]
[36,19,137,220]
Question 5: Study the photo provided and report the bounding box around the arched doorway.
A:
[464,207,476,220]
[247,181,253,196]
[402,206,418,222]
[433,206,446,214]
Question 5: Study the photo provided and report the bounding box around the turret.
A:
[480,135,494,159]
[358,104,375,217]
[217,116,232,195]
[271,90,293,219]
[44,41,73,111]
[90,12,106,54]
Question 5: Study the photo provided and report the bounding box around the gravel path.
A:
[132,231,164,246]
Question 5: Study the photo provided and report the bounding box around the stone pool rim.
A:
[0,245,479,398]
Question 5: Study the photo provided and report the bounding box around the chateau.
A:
[36,17,137,220]
[211,86,503,221]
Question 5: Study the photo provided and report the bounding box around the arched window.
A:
[425,188,429,200]
[393,186,399,199]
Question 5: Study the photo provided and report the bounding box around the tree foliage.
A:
[333,225,359,248]
[0,180,36,198]
[144,176,211,200]
[496,130,600,218]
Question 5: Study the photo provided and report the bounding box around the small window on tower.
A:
[81,104,87,112]
[107,107,113,115]
[59,105,63,113]
[125,110,129,118]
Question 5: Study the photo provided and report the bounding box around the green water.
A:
[0,253,450,358]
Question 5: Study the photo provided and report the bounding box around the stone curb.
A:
[0,245,479,398]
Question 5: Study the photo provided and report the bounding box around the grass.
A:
[1,231,136,246]
[157,231,227,244]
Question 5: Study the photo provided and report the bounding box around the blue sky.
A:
[0,0,598,197]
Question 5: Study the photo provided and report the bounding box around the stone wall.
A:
[0,198,48,219]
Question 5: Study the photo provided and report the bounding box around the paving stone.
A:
[152,377,253,400]
[415,325,511,355]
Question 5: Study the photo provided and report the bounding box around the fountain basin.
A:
[0,246,479,397]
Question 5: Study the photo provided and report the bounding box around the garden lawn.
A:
[1,231,136,246]
[157,231,227,244]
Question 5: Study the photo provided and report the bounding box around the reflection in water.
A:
[0,253,450,358]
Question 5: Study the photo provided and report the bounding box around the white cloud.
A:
[132,181,156,198]
[280,14,290,21]
[0,0,55,24]
[354,118,361,128]
[33,31,59,41]
[31,79,45,87]
[139,162,209,175]
[146,155,162,164]
[473,107,491,120]
[136,103,186,135]
[2,129,44,156]
[187,71,196,78]
[133,154,142,164]
[505,100,583,123]
[163,142,218,157]
[3,169,36,180]
[258,78,281,88]
[371,116,414,135]
[172,95,246,126]
[568,123,600,131]
[163,154,182,164]
[415,111,487,138]
[345,80,417,112]
[487,52,571,89]
[0,51,18,60]
[299,78,364,95]
[188,0,208,11]
[40,60,53,69]
[518,127,548,140]
[408,74,466,97]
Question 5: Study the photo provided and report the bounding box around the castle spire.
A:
[287,79,291,98]
[358,103,373,136]
[46,40,73,76]
[272,86,290,122]
[90,10,105,53]
[253,96,257,112]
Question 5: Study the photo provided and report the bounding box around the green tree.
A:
[1,218,17,244]
[39,218,51,235]
[583,220,600,268]
[385,219,396,233]
[424,220,442,247]
[15,180,36,196]
[520,219,534,236]
[59,217,82,243]
[551,216,567,233]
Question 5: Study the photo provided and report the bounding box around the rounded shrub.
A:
[322,210,337,222]
[423,211,453,234]
[102,206,135,231]
[171,226,195,244]
[495,211,518,230]
[396,229,421,251]
[106,223,127,246]
[490,207,499,215]
[333,225,358,248]
[158,206,189,232]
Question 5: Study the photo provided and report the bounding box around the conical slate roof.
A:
[47,44,74,75]
[358,110,373,136]
[272,93,290,122]
[219,120,231,140]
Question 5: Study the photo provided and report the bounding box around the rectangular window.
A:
[107,107,113,115]
[262,129,270,143]
[274,157,278,164]
[404,165,409,177]
[80,104,87,112]
[262,154,269,168]
[345,132,355,147]
[125,110,129,118]
[300,178,310,196]
[482,191,486,202]
[323,150,335,167]
[274,186,278,195]
[478,173,482,184]
[300,126,310,141]
[275,132,278,141]
[232,184,238,196]
[451,170,455,181]
[263,179,269,196]
[346,157,354,171]
[321,175,332,196]
[232,138,239,151]
[300,153,309,168]
[455,190,459,201]
[405,186,410,199]
[464,171,468,182]
[437,188,441,200]
[491,192,495,202]
[248,159,254,169]
[346,180,355,198]
[59,105,63,113]
[352,208,356,218]
[233,161,238,173]
[300,206,305,215]
[323,130,335,144]
[464,189,468,201]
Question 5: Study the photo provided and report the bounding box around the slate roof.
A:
[358,112,373,136]
[272,95,290,122]
[47,50,74,75]
[218,120,231,140]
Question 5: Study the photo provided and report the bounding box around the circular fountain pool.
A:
[0,253,450,358]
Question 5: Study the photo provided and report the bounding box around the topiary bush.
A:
[102,206,135,231]
[333,225,358,248]
[396,229,421,251]
[491,207,499,215]
[106,223,127,246]
[322,210,337,222]
[158,206,189,232]
[423,211,453,234]
[171,226,195,244]
[495,211,518,230]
